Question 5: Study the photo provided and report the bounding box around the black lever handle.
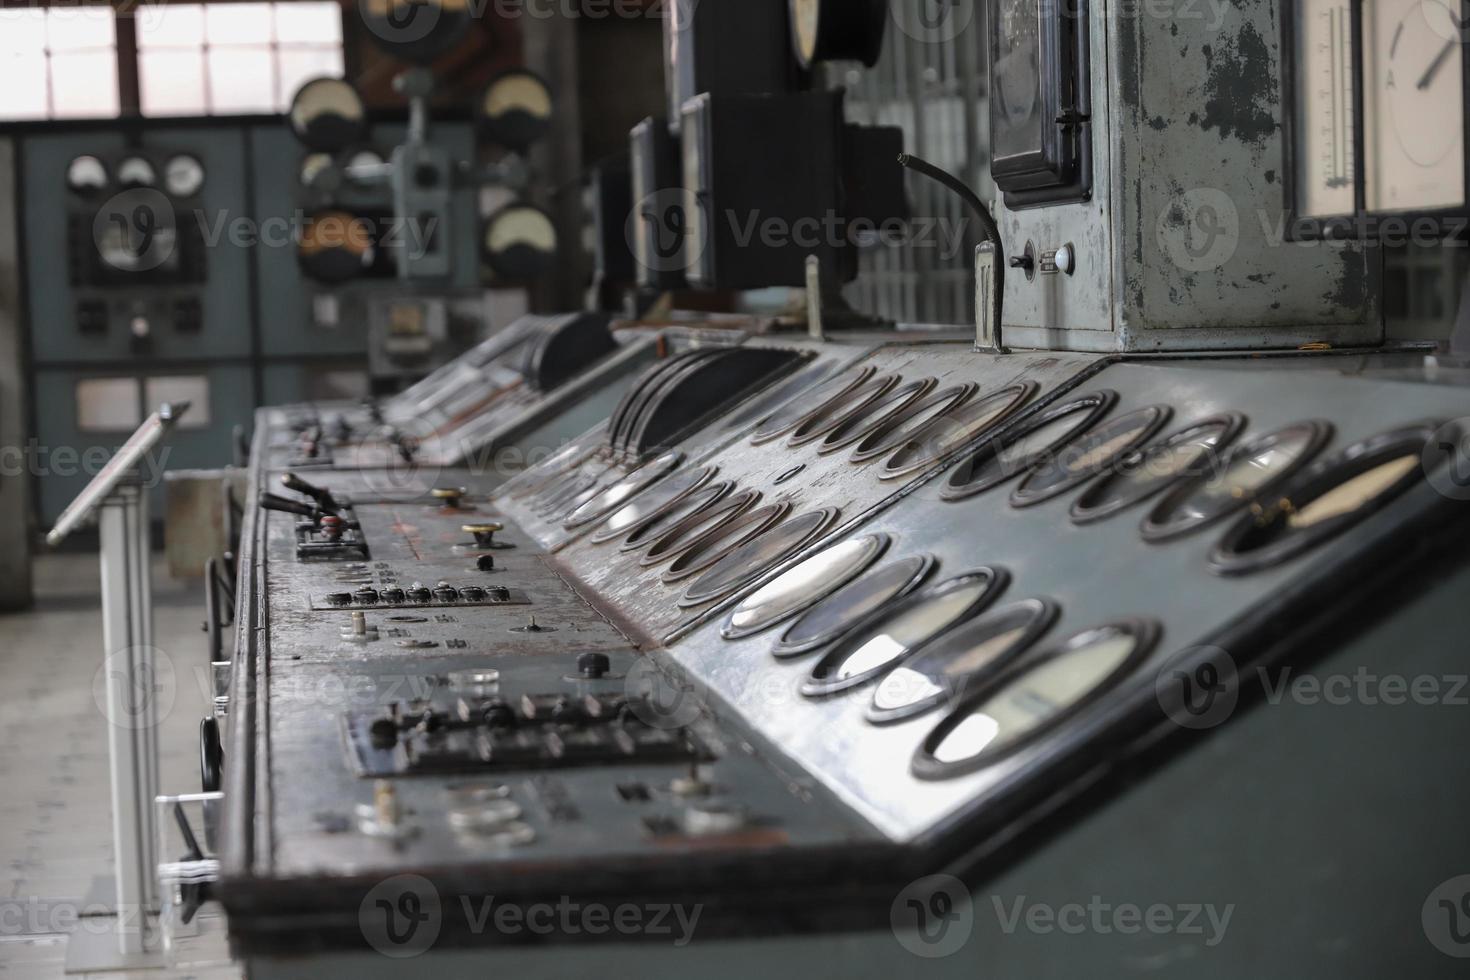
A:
[259,492,317,519]
[281,472,338,512]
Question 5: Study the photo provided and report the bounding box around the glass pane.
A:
[277,48,345,110]
[0,10,48,57]
[145,376,211,429]
[207,48,276,113]
[77,378,141,432]
[0,54,49,119]
[276,2,343,44]
[50,51,120,118]
[137,3,206,48]
[140,50,208,116]
[46,7,116,51]
[205,3,275,46]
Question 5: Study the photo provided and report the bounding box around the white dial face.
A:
[117,156,156,188]
[1366,0,1465,211]
[164,155,204,197]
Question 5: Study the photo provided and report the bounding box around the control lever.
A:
[259,492,320,521]
[281,472,339,513]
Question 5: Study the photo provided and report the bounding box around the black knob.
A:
[352,587,379,605]
[577,652,611,679]
[407,586,433,603]
[487,586,511,601]
[281,472,338,512]
[325,592,353,607]
[476,554,495,572]
[379,587,406,603]
[460,586,487,601]
[369,717,399,748]
[432,584,460,602]
[481,699,516,729]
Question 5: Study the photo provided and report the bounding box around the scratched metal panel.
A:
[547,344,1105,645]
[1000,0,1381,351]
[653,357,1470,841]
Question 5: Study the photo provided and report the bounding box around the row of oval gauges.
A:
[66,153,206,199]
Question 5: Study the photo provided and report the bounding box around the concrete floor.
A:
[0,554,239,979]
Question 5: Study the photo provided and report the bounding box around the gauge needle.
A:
[1417,38,1457,90]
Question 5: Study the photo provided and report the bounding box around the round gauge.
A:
[788,0,888,68]
[479,70,554,151]
[562,451,684,528]
[750,366,877,444]
[640,489,760,564]
[786,373,900,446]
[288,77,367,152]
[1208,422,1437,576]
[868,598,1058,725]
[359,0,474,64]
[774,553,936,658]
[66,155,108,196]
[816,377,936,454]
[591,465,717,544]
[482,204,558,281]
[913,619,1161,779]
[117,156,156,188]
[660,502,791,583]
[801,569,1010,697]
[680,508,840,607]
[1141,420,1333,542]
[622,481,735,552]
[299,152,336,190]
[881,382,1038,479]
[1010,405,1172,508]
[722,533,889,640]
[163,154,205,197]
[296,209,373,284]
[849,383,976,463]
[718,361,839,436]
[1384,2,1461,170]
[942,391,1118,501]
[1070,413,1247,525]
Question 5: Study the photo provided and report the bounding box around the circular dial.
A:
[1385,2,1461,167]
[816,378,936,454]
[680,508,839,607]
[1070,414,1246,525]
[561,451,683,528]
[774,553,935,657]
[622,482,734,553]
[66,155,108,195]
[660,502,790,583]
[482,204,558,281]
[164,154,205,197]
[943,392,1116,500]
[592,465,716,543]
[751,366,875,444]
[296,210,373,284]
[787,373,899,446]
[288,77,367,152]
[480,71,554,151]
[117,156,156,188]
[1011,405,1171,507]
[882,382,1036,479]
[787,0,888,68]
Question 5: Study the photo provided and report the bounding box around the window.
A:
[0,7,120,120]
[137,3,345,116]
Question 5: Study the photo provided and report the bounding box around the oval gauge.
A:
[774,553,935,658]
[722,533,889,640]
[942,391,1118,501]
[800,569,1009,696]
[881,382,1038,480]
[816,377,936,454]
[164,154,205,197]
[117,155,156,188]
[750,365,876,444]
[483,204,558,281]
[1010,404,1172,508]
[297,209,373,284]
[1070,413,1246,525]
[480,70,554,151]
[288,77,367,152]
[591,465,717,544]
[620,480,734,552]
[788,0,887,68]
[913,619,1161,780]
[66,155,108,196]
[562,451,684,528]
[1208,422,1438,576]
[680,508,840,607]
[718,360,840,436]
[640,489,759,564]
[787,373,900,446]
[850,383,976,463]
[531,470,604,516]
[660,502,791,583]
[868,598,1059,724]
[1141,420,1333,542]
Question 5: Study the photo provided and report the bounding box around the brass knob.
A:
[431,487,466,509]
[462,522,504,548]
